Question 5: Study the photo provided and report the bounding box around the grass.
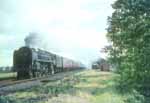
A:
[0,70,132,103]
[73,70,125,103]
[0,72,16,80]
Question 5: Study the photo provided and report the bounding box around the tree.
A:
[107,0,150,96]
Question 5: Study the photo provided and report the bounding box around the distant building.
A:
[92,58,110,71]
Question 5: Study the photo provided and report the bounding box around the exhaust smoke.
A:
[24,32,41,48]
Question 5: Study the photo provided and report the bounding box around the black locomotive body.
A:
[13,46,84,79]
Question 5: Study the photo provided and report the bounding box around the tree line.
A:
[107,0,150,102]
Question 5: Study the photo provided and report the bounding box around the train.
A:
[13,46,85,79]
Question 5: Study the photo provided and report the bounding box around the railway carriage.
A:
[13,46,84,79]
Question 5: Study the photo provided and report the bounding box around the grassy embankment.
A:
[0,70,130,103]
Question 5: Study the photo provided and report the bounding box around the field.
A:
[0,70,131,103]
[0,72,16,81]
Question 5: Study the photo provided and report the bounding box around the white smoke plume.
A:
[24,32,41,48]
[24,32,53,52]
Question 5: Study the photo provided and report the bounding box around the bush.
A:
[124,90,145,103]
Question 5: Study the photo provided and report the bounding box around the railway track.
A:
[0,70,81,95]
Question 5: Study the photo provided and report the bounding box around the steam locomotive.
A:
[13,46,85,79]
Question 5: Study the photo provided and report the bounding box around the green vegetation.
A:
[0,72,16,80]
[106,0,150,100]
[0,70,144,103]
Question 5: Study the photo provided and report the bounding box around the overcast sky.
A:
[0,0,115,67]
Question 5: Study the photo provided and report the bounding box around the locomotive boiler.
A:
[13,46,84,79]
